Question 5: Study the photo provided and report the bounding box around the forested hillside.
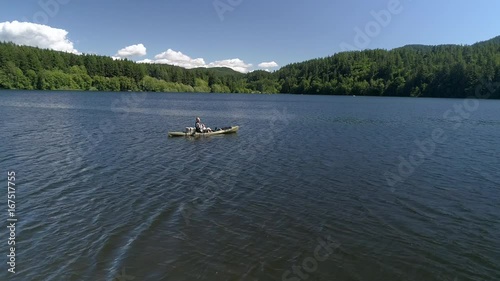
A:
[1,36,500,98]
[276,36,500,98]
[0,42,265,93]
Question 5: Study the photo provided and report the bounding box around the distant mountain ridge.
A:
[473,35,500,46]
[190,67,243,76]
[394,36,500,50]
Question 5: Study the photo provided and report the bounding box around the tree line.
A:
[276,36,500,98]
[1,36,499,98]
[0,41,259,93]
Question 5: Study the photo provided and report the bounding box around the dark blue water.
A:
[1,91,499,281]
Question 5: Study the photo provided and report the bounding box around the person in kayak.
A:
[195,117,212,133]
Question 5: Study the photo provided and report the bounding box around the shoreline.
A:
[1,89,500,100]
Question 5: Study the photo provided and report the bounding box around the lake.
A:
[1,90,499,281]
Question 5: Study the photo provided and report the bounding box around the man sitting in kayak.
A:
[195,117,212,133]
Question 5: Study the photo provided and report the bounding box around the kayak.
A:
[168,126,239,137]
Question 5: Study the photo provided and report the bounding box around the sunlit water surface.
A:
[1,91,499,281]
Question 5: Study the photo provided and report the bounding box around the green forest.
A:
[1,36,500,98]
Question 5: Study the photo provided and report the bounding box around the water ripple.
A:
[1,91,499,281]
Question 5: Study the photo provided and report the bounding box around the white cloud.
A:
[208,59,252,73]
[139,49,253,73]
[258,61,279,68]
[137,59,154,64]
[0,21,79,54]
[153,49,206,68]
[115,43,146,58]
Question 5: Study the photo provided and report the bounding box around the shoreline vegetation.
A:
[0,36,499,98]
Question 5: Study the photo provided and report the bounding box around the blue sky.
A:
[1,0,499,72]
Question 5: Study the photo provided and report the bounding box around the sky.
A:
[0,0,499,73]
